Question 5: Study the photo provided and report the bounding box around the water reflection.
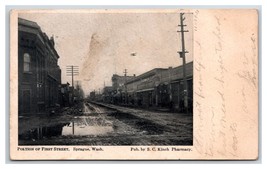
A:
[62,121,113,136]
[19,117,115,141]
[19,123,67,141]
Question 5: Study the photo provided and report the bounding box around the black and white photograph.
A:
[9,8,259,160]
[17,11,194,146]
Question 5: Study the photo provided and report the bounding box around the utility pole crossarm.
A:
[177,30,189,32]
[66,65,79,87]
[123,69,128,76]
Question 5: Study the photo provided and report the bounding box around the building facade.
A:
[125,62,193,112]
[102,62,193,112]
[125,68,168,106]
[102,86,113,103]
[111,74,136,104]
[60,83,70,107]
[18,18,61,115]
[89,91,96,101]
[111,74,135,91]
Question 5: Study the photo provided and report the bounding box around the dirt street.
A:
[19,102,193,145]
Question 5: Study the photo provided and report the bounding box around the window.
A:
[23,53,30,72]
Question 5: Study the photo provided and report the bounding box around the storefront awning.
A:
[136,88,154,93]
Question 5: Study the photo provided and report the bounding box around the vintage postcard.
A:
[10,9,258,160]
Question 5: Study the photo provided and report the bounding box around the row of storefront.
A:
[98,62,193,113]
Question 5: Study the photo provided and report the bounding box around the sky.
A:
[19,10,193,95]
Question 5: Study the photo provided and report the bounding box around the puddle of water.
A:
[18,123,68,141]
[62,122,114,136]
[19,116,115,142]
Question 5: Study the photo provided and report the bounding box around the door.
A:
[22,90,31,114]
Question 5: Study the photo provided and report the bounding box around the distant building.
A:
[111,74,136,104]
[18,18,61,115]
[102,86,113,103]
[111,74,135,91]
[73,83,84,103]
[89,91,96,101]
[69,86,74,105]
[60,83,70,107]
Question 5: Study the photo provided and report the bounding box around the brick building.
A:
[18,18,61,115]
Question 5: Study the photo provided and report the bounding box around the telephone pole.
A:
[123,69,128,104]
[123,69,127,77]
[66,65,79,87]
[177,13,189,113]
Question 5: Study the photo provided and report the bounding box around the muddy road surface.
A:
[19,102,193,145]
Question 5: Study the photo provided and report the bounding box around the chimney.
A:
[50,36,55,47]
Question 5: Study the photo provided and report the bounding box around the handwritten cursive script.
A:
[237,34,257,89]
